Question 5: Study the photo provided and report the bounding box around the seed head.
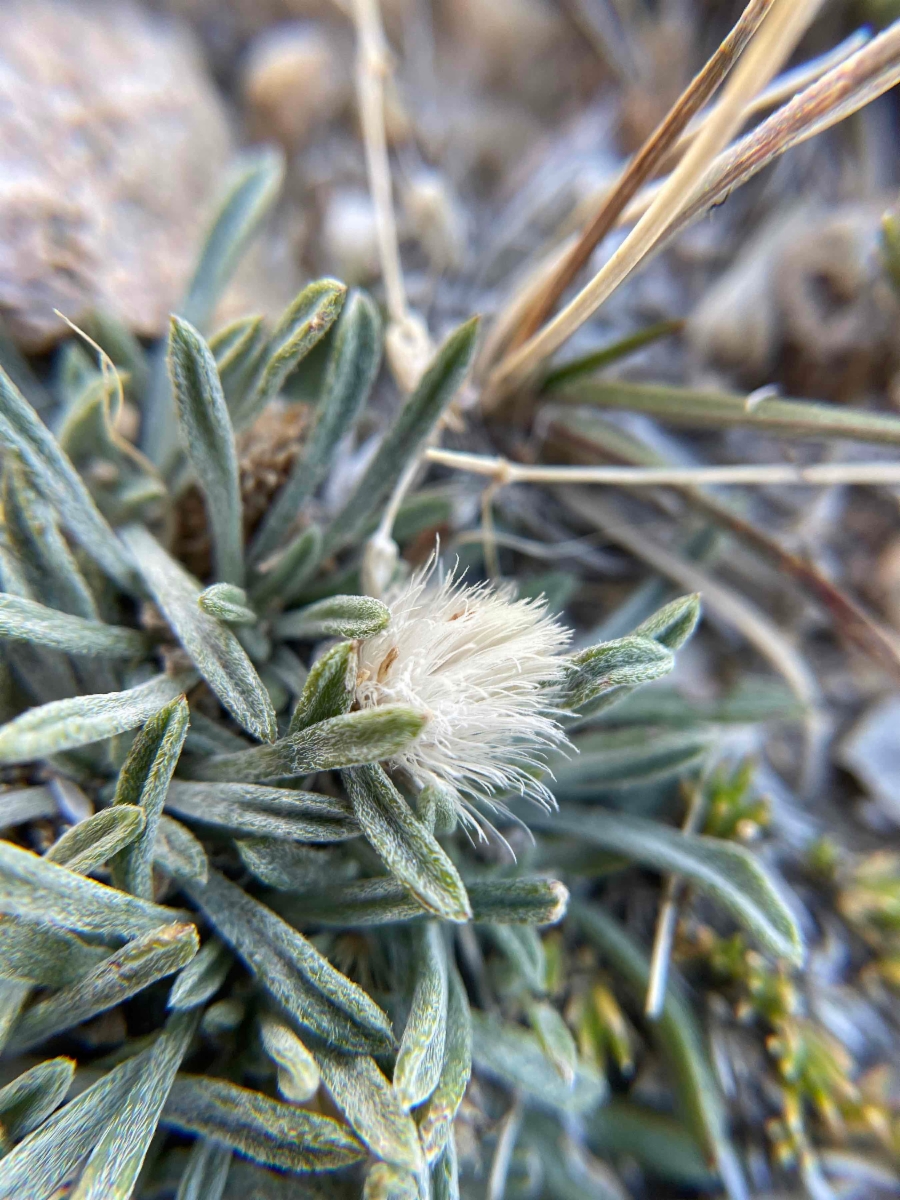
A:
[355,563,572,828]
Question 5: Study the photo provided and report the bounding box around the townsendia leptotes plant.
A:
[0,146,805,1199]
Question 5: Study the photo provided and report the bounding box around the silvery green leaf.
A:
[547,808,803,962]
[0,785,56,829]
[289,640,356,735]
[237,280,346,429]
[0,983,28,1057]
[0,671,189,764]
[252,525,323,610]
[323,316,479,554]
[162,1075,366,1173]
[181,148,285,332]
[315,1049,424,1174]
[573,903,746,1197]
[551,727,713,796]
[251,291,382,562]
[485,925,546,993]
[237,840,351,890]
[2,465,101,619]
[111,695,190,899]
[527,1000,578,1087]
[560,635,673,714]
[199,583,257,625]
[0,1040,149,1199]
[45,805,145,875]
[166,780,357,843]
[78,310,149,398]
[201,997,245,1036]
[280,876,568,927]
[175,1138,232,1200]
[277,595,390,641]
[417,967,471,1163]
[0,593,146,658]
[154,814,210,885]
[169,317,244,586]
[56,374,166,526]
[344,765,472,924]
[394,923,448,1110]
[471,1012,605,1115]
[211,313,264,372]
[634,593,702,651]
[0,366,136,590]
[0,1057,74,1151]
[0,837,184,940]
[364,1162,419,1200]
[0,535,87,705]
[430,1136,460,1200]
[168,936,232,1011]
[0,914,109,986]
[120,526,276,743]
[12,922,199,1052]
[417,780,459,836]
[259,1014,321,1103]
[184,869,394,1052]
[70,1009,198,1200]
[196,706,426,782]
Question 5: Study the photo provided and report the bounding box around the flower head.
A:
[354,562,572,827]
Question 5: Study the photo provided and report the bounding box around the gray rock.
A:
[0,0,232,350]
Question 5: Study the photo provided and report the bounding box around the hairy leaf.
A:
[0,672,189,764]
[169,317,244,585]
[323,317,479,554]
[111,695,190,898]
[0,1057,74,1151]
[280,876,569,927]
[162,1076,366,1173]
[168,936,232,1011]
[0,367,136,590]
[417,967,472,1163]
[288,640,356,734]
[238,280,346,428]
[276,595,390,641]
[0,914,109,986]
[12,923,199,1052]
[120,526,276,742]
[198,583,256,625]
[182,149,285,332]
[251,291,382,560]
[344,765,472,923]
[195,706,426,782]
[184,869,394,1052]
[0,593,146,658]
[316,1049,424,1173]
[0,1042,149,1198]
[0,839,184,939]
[154,814,210,885]
[394,922,448,1109]
[166,780,357,843]
[259,1015,321,1103]
[251,525,323,609]
[70,1010,198,1200]
[45,805,145,875]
